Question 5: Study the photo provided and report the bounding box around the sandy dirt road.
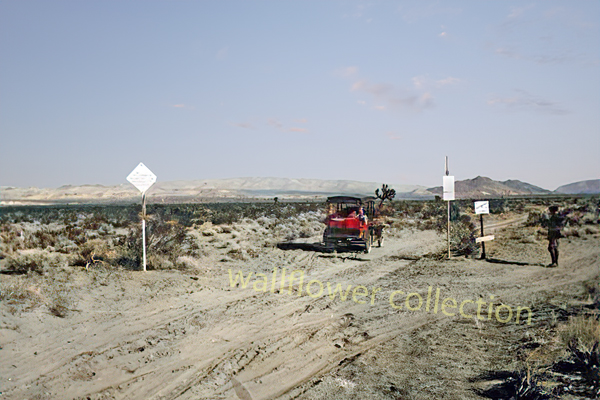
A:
[1,222,598,399]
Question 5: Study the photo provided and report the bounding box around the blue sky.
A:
[1,1,598,190]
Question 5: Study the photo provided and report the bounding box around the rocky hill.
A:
[554,179,600,194]
[426,176,549,199]
[501,180,550,194]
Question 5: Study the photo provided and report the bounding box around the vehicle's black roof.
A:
[326,196,376,204]
[326,196,361,204]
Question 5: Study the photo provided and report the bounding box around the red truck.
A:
[323,196,384,253]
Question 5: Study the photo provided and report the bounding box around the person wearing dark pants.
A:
[544,205,564,267]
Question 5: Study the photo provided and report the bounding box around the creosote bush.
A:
[73,239,114,268]
[115,214,195,270]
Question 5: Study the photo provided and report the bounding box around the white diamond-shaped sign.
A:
[127,163,157,194]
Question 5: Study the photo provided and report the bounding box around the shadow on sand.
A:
[276,242,370,261]
[483,258,545,267]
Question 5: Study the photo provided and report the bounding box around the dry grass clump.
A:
[5,250,68,274]
[553,316,599,398]
[558,316,600,353]
[0,277,45,312]
[476,315,599,399]
[72,239,115,269]
[42,269,76,318]
[0,268,76,317]
[516,315,600,399]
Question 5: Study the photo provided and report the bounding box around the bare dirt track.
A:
[1,219,598,399]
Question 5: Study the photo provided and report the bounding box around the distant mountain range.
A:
[554,179,600,194]
[0,178,427,205]
[426,177,600,199]
[1,177,597,205]
[426,176,551,199]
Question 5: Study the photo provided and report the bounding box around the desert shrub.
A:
[526,210,543,227]
[175,255,203,270]
[72,239,115,268]
[265,210,325,241]
[227,248,246,261]
[581,212,600,225]
[0,225,25,253]
[512,199,527,213]
[559,316,600,352]
[24,228,61,250]
[450,220,477,257]
[0,277,45,311]
[377,203,395,217]
[63,224,87,245]
[554,316,600,398]
[474,370,553,400]
[420,202,445,220]
[5,250,67,274]
[420,202,478,255]
[147,204,200,227]
[45,281,75,317]
[489,198,507,214]
[80,213,107,230]
[115,215,192,270]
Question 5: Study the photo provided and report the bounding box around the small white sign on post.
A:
[126,163,157,272]
[474,201,489,215]
[476,235,495,243]
[127,163,157,194]
[443,176,455,201]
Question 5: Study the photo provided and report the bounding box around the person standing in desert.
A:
[543,205,565,267]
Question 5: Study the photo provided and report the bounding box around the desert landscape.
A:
[2,1,599,399]
[1,194,598,399]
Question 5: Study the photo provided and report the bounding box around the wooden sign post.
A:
[474,200,492,259]
[127,163,157,271]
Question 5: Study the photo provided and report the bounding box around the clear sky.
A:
[1,1,598,190]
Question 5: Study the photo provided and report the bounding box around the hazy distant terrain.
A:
[0,177,427,205]
[2,176,598,205]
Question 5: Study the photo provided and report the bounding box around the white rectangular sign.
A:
[127,162,157,194]
[476,235,495,243]
[474,201,489,214]
[443,176,455,201]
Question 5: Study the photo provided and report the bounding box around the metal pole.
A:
[142,192,147,271]
[480,213,486,259]
[445,156,450,259]
[447,200,450,258]
[445,156,449,176]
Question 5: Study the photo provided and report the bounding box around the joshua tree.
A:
[375,184,396,209]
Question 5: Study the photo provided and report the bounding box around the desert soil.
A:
[1,218,598,399]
